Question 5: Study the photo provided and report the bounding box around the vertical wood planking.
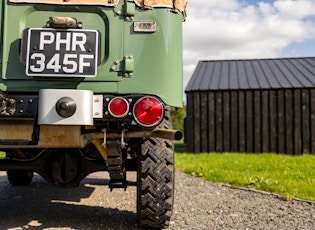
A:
[208,92,215,152]
[254,91,261,153]
[215,92,223,152]
[200,91,208,152]
[285,89,293,154]
[301,89,310,154]
[239,91,246,152]
[277,90,285,154]
[311,90,315,154]
[185,93,194,153]
[269,90,277,153]
[231,91,239,152]
[293,89,302,155]
[246,90,254,152]
[223,92,230,151]
[186,87,314,154]
[193,92,201,153]
[261,90,269,152]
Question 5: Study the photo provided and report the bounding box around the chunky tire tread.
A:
[137,108,174,229]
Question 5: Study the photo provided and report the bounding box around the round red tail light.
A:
[108,97,129,118]
[133,96,164,127]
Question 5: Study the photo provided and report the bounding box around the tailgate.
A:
[1,0,123,82]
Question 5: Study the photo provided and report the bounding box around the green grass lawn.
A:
[175,148,315,201]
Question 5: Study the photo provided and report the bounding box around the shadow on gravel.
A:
[0,174,140,229]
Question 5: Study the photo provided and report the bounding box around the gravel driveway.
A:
[0,171,314,229]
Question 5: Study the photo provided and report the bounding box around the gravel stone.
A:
[0,171,314,229]
[170,172,315,230]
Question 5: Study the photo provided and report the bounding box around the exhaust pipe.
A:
[81,128,182,148]
[107,128,183,141]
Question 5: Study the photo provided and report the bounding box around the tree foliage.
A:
[170,106,185,133]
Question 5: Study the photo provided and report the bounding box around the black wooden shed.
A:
[185,57,315,155]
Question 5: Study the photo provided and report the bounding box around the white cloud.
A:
[273,0,315,19]
[183,0,315,89]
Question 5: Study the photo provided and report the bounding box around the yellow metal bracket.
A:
[91,128,108,161]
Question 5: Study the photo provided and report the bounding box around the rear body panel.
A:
[0,0,183,106]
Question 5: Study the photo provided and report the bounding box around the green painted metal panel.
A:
[1,2,124,83]
[120,9,183,107]
[0,0,184,107]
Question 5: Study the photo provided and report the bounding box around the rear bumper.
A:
[0,89,182,148]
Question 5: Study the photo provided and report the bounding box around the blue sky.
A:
[282,38,315,57]
[183,0,315,89]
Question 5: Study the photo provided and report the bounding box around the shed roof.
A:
[185,57,315,92]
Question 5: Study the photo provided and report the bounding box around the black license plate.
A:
[24,28,99,77]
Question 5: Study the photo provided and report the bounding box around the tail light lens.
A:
[108,97,129,118]
[133,96,164,127]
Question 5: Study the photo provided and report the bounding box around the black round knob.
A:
[55,97,76,118]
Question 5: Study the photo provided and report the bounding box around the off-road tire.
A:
[7,171,34,186]
[137,108,174,229]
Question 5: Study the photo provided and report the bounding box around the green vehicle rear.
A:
[0,0,185,228]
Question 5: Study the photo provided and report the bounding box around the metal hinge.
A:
[124,1,135,20]
[110,55,134,77]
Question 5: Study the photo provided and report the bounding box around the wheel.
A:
[137,108,174,229]
[7,171,34,186]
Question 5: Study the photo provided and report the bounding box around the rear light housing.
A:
[101,95,165,128]
[133,96,164,128]
[108,97,129,118]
